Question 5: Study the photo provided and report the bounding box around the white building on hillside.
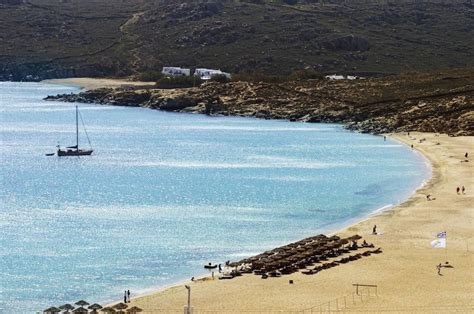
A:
[195,68,231,80]
[162,67,191,77]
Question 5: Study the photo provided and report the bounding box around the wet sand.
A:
[116,132,473,313]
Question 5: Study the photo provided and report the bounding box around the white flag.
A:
[431,238,446,248]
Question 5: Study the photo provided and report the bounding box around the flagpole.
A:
[445,236,448,263]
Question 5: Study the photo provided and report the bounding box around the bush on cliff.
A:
[138,71,164,82]
[289,69,325,81]
[232,72,288,83]
[232,69,324,83]
[209,74,231,83]
[156,76,203,89]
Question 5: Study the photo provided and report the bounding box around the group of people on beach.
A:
[123,290,131,303]
[456,186,466,195]
[455,152,468,195]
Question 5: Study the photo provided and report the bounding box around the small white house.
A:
[195,68,231,80]
[162,67,191,77]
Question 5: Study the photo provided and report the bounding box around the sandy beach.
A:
[42,77,155,90]
[117,132,473,313]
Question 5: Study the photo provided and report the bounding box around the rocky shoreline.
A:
[45,69,474,136]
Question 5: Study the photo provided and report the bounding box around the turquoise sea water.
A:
[0,82,430,313]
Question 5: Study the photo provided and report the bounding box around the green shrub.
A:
[232,69,324,83]
[156,75,203,89]
[232,72,288,83]
[138,71,164,82]
[209,74,231,83]
[289,68,324,81]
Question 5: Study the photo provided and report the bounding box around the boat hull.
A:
[57,149,93,157]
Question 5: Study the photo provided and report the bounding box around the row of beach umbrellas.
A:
[44,300,142,314]
[231,234,363,272]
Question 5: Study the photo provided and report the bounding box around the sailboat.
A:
[57,106,94,157]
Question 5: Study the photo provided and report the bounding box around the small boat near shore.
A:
[56,106,94,157]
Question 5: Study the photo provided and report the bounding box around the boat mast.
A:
[76,105,79,150]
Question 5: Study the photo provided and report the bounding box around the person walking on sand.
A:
[465,152,469,158]
[372,225,377,235]
[436,263,442,275]
[457,187,460,195]
[462,186,466,194]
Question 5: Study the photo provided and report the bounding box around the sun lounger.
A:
[219,275,234,280]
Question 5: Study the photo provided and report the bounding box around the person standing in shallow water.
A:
[124,291,127,303]
[127,290,130,303]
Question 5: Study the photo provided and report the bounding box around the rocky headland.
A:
[45,68,474,136]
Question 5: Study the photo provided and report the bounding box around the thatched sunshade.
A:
[59,304,75,312]
[113,303,128,310]
[314,234,328,240]
[328,235,341,241]
[126,306,143,313]
[348,235,362,240]
[320,244,335,250]
[100,307,116,313]
[338,238,350,245]
[72,308,88,314]
[113,302,128,314]
[75,300,90,308]
[43,307,61,313]
[88,303,103,314]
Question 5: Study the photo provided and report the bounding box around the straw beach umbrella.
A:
[113,302,128,314]
[59,304,75,313]
[328,235,340,241]
[44,307,61,314]
[88,304,103,314]
[100,307,116,313]
[72,308,88,314]
[126,306,143,313]
[338,238,349,245]
[75,300,90,309]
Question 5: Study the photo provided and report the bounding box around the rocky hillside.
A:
[1,0,474,80]
[45,68,474,136]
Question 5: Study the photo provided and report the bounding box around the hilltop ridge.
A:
[1,0,473,80]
